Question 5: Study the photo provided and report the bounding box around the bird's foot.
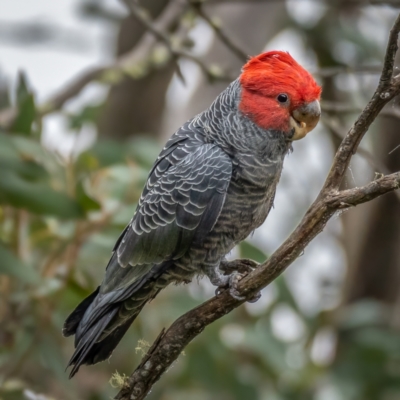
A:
[220,258,259,275]
[213,273,242,299]
[212,259,261,303]
[227,271,246,301]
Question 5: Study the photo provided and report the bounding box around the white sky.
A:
[0,0,120,101]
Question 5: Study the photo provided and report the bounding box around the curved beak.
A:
[289,100,321,140]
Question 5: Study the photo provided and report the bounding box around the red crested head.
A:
[239,51,322,140]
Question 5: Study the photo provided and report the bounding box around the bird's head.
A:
[239,51,321,140]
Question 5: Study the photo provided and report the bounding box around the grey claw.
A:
[247,291,262,303]
[229,287,246,301]
[228,272,261,303]
[228,272,246,301]
[211,261,261,302]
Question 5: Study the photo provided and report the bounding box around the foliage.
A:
[0,75,160,399]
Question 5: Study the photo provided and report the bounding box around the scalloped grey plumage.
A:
[64,79,292,377]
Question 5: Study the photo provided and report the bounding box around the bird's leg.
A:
[205,259,261,303]
[205,261,230,290]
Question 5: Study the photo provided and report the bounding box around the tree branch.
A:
[188,0,249,62]
[0,0,393,131]
[327,172,400,208]
[0,0,233,130]
[0,0,186,128]
[322,115,389,175]
[323,13,400,191]
[121,0,235,82]
[115,12,400,400]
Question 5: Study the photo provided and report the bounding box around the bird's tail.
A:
[63,284,156,378]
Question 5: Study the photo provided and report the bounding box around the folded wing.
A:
[101,144,232,295]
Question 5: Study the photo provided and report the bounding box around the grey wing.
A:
[100,144,232,294]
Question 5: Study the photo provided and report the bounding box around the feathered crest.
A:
[240,51,321,107]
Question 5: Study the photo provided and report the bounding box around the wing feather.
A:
[100,143,232,294]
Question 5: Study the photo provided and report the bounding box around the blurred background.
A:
[0,0,400,399]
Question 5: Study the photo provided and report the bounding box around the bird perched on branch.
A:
[63,51,321,377]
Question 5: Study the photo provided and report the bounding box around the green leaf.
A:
[68,104,102,130]
[0,131,22,159]
[77,140,126,170]
[353,327,400,354]
[0,133,48,181]
[0,170,84,218]
[0,157,48,182]
[339,300,389,330]
[0,242,39,283]
[16,93,35,135]
[10,72,36,136]
[15,71,30,105]
[274,276,301,313]
[76,180,101,212]
[126,137,162,170]
[12,134,57,166]
[239,240,267,263]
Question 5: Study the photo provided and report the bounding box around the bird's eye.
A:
[277,93,288,103]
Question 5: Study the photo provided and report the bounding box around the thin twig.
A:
[314,65,382,78]
[188,0,248,62]
[322,115,390,174]
[115,11,400,400]
[322,115,400,202]
[0,0,233,130]
[327,172,400,208]
[322,13,400,191]
[121,0,234,82]
[0,0,393,131]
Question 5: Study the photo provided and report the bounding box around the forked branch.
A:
[115,12,400,400]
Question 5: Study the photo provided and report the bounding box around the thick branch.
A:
[115,173,400,400]
[115,12,400,400]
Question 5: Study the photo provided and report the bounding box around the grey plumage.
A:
[63,79,292,377]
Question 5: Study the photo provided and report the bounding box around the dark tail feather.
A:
[63,287,100,337]
[67,307,118,378]
[69,312,138,377]
[64,286,154,378]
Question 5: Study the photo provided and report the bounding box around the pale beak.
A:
[289,100,321,140]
